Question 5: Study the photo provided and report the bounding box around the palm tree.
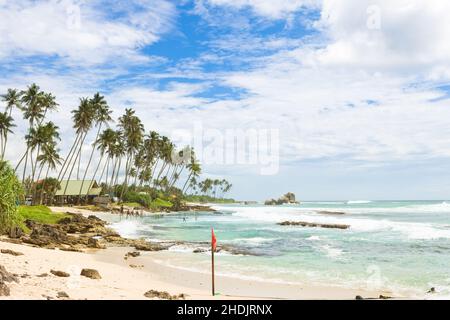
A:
[60,98,95,202]
[1,88,23,117]
[36,143,62,204]
[78,93,112,204]
[118,108,144,200]
[182,153,201,193]
[0,112,15,160]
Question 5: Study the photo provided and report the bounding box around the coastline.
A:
[0,240,389,300]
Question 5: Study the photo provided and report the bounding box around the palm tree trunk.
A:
[78,125,102,204]
[62,132,87,202]
[182,171,193,193]
[40,165,51,205]
[57,132,81,182]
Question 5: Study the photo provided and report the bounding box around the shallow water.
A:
[110,201,450,298]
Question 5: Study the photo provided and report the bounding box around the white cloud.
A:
[202,0,320,19]
[0,0,176,65]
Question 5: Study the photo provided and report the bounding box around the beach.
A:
[2,201,448,300]
[0,240,383,300]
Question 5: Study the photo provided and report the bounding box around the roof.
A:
[55,180,101,196]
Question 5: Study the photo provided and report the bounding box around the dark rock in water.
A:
[428,287,436,293]
[265,192,299,205]
[278,221,350,230]
[1,249,24,256]
[0,265,18,283]
[80,268,101,279]
[144,289,186,300]
[193,248,207,253]
[0,281,10,296]
[57,291,70,298]
[355,295,364,300]
[51,270,70,277]
[316,211,346,215]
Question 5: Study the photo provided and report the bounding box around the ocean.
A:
[109,200,450,298]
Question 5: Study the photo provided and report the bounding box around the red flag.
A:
[211,228,217,252]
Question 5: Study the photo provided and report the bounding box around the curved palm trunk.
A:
[57,132,81,182]
[181,171,193,193]
[84,153,104,202]
[78,125,102,204]
[40,165,51,205]
[62,132,87,204]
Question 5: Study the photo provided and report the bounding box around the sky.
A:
[1,0,450,201]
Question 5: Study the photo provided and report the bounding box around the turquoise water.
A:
[111,201,450,298]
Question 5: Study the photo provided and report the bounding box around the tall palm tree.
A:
[182,153,201,193]
[0,112,15,160]
[36,143,62,204]
[1,88,23,117]
[60,98,95,201]
[118,108,144,200]
[78,93,112,203]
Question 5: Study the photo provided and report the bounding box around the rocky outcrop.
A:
[80,268,101,279]
[278,221,350,229]
[0,265,18,296]
[57,291,70,299]
[144,290,186,300]
[265,192,299,205]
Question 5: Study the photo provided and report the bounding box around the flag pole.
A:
[211,234,215,296]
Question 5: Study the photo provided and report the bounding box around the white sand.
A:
[0,240,390,300]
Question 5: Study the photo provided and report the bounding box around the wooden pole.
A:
[211,240,215,296]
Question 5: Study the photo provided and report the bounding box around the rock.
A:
[129,264,144,268]
[316,211,346,215]
[134,242,166,252]
[428,287,436,293]
[0,281,10,296]
[80,268,101,279]
[379,295,392,299]
[87,237,106,249]
[0,265,18,283]
[355,295,364,300]
[193,248,207,253]
[124,251,141,259]
[57,291,70,298]
[50,270,70,277]
[1,249,24,256]
[8,226,24,239]
[144,290,186,300]
[265,192,299,205]
[37,273,48,277]
[278,221,350,230]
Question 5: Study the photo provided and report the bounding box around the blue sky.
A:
[2,0,450,200]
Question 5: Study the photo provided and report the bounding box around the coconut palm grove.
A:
[0,83,233,230]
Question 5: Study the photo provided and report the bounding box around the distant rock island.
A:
[264,192,299,205]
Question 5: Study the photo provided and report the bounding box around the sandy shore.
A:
[0,240,389,300]
[0,206,392,300]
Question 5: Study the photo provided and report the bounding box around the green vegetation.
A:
[18,205,68,225]
[184,195,235,204]
[0,161,23,234]
[1,84,234,212]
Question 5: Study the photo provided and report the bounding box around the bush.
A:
[0,161,23,234]
[122,191,152,208]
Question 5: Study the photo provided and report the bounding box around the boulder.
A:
[1,249,24,256]
[50,270,70,277]
[144,290,186,300]
[87,237,106,249]
[80,268,101,279]
[0,281,10,296]
[134,242,166,252]
[8,226,24,239]
[57,291,70,298]
[0,265,18,283]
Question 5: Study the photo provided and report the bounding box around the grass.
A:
[120,202,142,208]
[184,195,236,204]
[150,198,173,209]
[18,205,69,226]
